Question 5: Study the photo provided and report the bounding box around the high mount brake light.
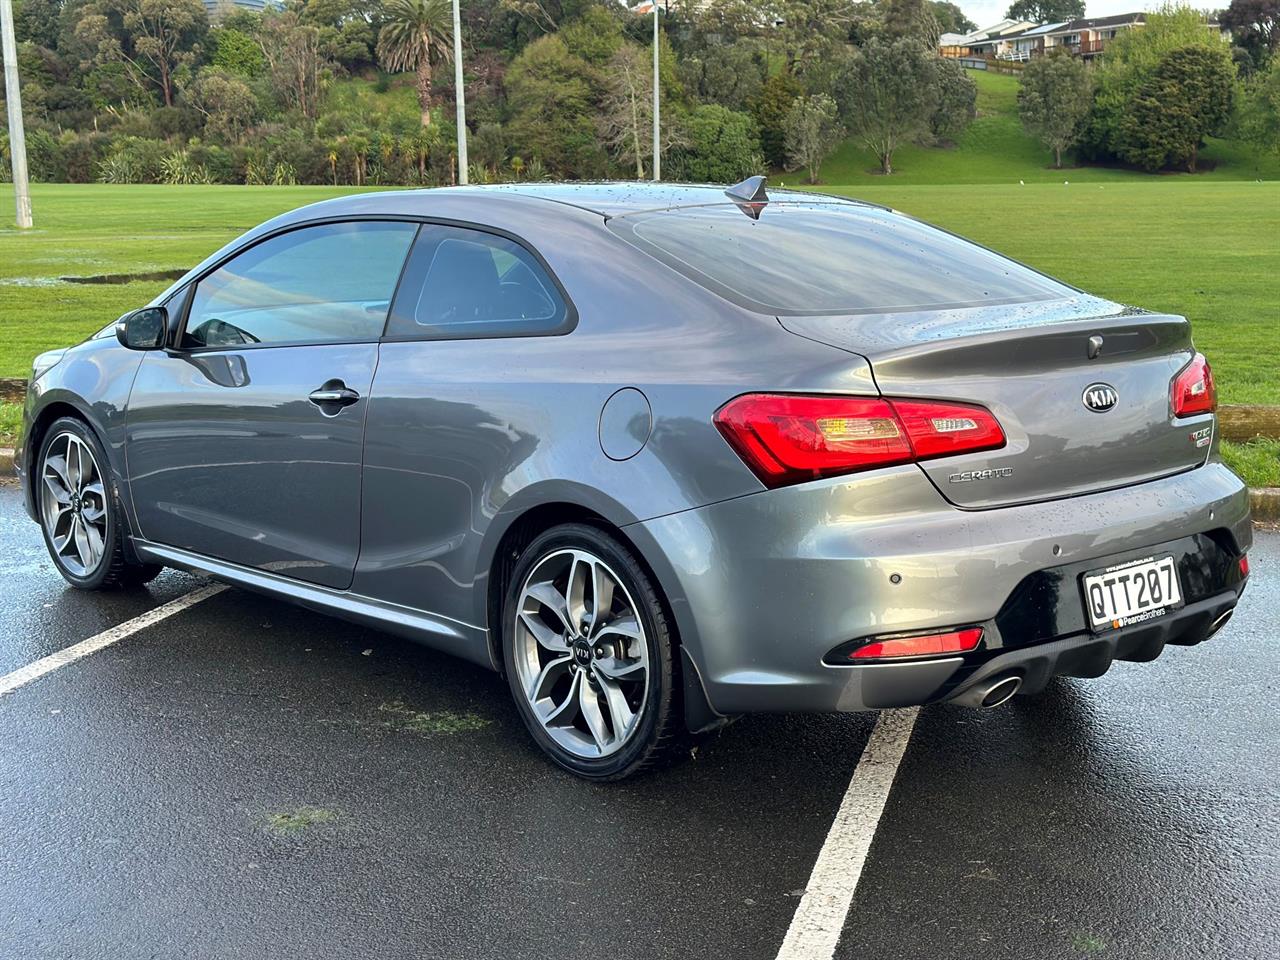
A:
[1172,353,1216,418]
[847,627,985,661]
[713,393,1006,488]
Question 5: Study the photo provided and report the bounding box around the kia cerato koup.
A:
[18,179,1252,779]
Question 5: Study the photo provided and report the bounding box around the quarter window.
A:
[387,225,571,339]
[182,221,418,349]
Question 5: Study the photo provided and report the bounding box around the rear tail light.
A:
[1240,555,1249,578]
[845,627,984,661]
[714,393,1005,488]
[1172,353,1216,418]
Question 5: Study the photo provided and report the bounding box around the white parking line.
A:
[774,707,921,960]
[0,584,226,697]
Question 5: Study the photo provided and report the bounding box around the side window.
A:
[387,225,572,340]
[182,221,418,349]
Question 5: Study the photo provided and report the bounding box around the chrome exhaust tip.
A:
[952,674,1023,710]
[1207,609,1233,637]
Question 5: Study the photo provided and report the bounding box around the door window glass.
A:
[387,225,572,339]
[183,221,418,348]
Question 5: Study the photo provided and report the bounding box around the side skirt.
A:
[131,539,497,671]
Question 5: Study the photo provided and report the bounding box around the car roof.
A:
[147,182,879,308]
[287,182,872,221]
[460,182,868,216]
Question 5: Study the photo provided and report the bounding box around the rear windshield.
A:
[609,202,1074,315]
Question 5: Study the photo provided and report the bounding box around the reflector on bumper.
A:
[835,627,984,663]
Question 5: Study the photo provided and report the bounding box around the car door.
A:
[353,223,575,624]
[125,219,420,590]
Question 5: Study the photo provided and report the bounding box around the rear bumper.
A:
[856,586,1244,711]
[628,460,1252,716]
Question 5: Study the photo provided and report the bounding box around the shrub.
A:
[669,104,763,183]
[1118,45,1236,171]
[58,131,110,183]
[160,149,213,184]
[24,128,63,181]
[931,55,977,145]
[212,27,266,78]
[1085,5,1234,159]
[96,137,168,183]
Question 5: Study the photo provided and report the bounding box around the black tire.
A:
[35,416,163,591]
[502,523,679,781]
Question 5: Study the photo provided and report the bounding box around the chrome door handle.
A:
[308,383,360,409]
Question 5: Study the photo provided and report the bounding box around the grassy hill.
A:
[810,70,1280,186]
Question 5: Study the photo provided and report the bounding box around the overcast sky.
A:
[956,1,1163,30]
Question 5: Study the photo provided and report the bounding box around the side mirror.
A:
[115,307,168,350]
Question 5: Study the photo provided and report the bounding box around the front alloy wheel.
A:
[41,430,110,578]
[36,417,162,590]
[504,524,676,779]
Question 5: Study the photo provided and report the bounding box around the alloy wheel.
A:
[513,549,650,759]
[40,432,109,578]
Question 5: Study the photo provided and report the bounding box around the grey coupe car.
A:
[17,179,1252,779]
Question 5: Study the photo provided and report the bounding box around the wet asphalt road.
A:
[0,480,1276,959]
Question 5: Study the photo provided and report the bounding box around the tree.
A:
[471,121,507,171]
[1221,0,1280,69]
[376,0,452,127]
[1005,0,1085,23]
[880,0,940,46]
[772,0,862,75]
[1235,56,1280,162]
[931,54,976,143]
[1085,6,1232,159]
[505,34,607,177]
[929,1,975,35]
[599,44,652,179]
[558,4,624,66]
[752,71,802,169]
[835,37,937,174]
[14,0,63,48]
[668,104,762,183]
[75,0,208,108]
[679,41,767,113]
[187,67,256,142]
[300,0,377,74]
[597,40,684,179]
[1018,50,1092,167]
[211,26,266,78]
[1118,44,1235,172]
[259,11,331,120]
[784,93,843,183]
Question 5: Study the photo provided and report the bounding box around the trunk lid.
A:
[780,297,1213,509]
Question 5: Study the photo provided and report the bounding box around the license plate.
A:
[1081,554,1183,631]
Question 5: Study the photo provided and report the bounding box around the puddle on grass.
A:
[60,268,187,285]
[0,277,64,287]
[0,268,187,287]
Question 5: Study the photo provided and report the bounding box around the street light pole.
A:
[451,0,468,185]
[652,2,659,182]
[0,0,33,228]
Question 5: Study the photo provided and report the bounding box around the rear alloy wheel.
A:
[504,524,676,780]
[37,417,162,590]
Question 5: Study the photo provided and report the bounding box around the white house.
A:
[997,22,1068,62]
[1040,13,1147,58]
[943,12,1152,62]
[940,19,1037,60]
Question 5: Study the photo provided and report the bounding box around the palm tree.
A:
[377,0,453,128]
